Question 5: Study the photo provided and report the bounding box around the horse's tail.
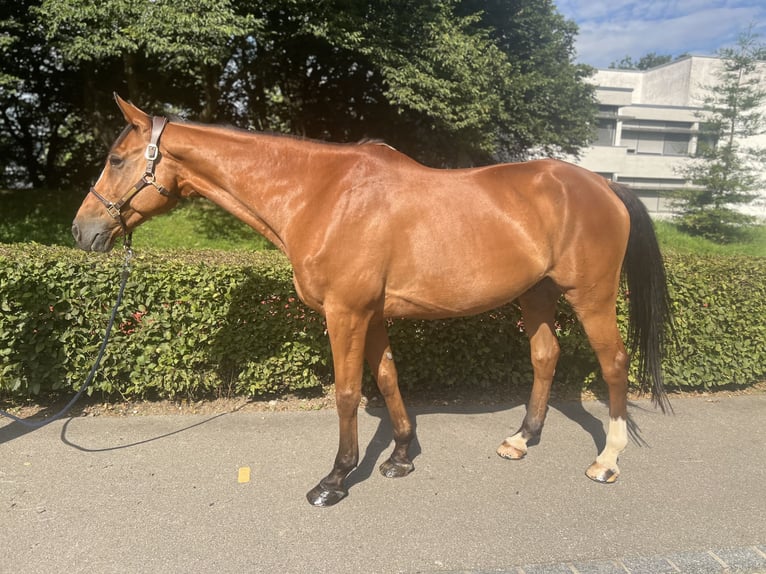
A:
[609,181,673,413]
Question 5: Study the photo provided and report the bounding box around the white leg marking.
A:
[596,417,628,470]
[497,431,528,459]
[505,431,527,452]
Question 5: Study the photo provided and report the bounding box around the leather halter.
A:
[89,116,177,238]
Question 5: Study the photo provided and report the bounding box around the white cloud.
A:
[556,0,766,67]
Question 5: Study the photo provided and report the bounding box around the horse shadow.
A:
[0,411,57,444]
[345,393,648,491]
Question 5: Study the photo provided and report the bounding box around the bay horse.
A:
[72,95,672,507]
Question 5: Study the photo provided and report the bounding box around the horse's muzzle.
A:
[72,219,118,252]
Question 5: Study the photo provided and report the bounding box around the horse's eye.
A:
[109,155,124,168]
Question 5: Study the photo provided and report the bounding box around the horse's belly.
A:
[383,269,540,319]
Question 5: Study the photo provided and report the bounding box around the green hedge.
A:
[1,244,764,401]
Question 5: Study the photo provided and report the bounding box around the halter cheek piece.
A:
[89,116,178,241]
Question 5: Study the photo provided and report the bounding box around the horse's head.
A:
[72,94,181,252]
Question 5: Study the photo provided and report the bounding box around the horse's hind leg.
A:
[498,280,560,460]
[365,319,415,478]
[566,290,629,483]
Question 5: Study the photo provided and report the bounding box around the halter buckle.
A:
[105,203,121,220]
[145,143,159,161]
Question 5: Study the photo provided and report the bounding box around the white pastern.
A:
[497,431,528,459]
[596,416,628,470]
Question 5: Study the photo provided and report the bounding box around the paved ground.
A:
[1,394,765,573]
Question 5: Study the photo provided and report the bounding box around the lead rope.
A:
[0,238,134,428]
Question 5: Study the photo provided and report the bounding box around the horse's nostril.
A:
[72,223,80,242]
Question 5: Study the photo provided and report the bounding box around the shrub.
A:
[0,245,329,400]
[0,244,764,401]
[662,253,766,387]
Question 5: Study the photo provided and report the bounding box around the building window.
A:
[594,105,619,146]
[616,178,684,215]
[595,118,616,146]
[696,125,718,155]
[619,120,693,156]
[663,133,690,156]
[622,130,662,154]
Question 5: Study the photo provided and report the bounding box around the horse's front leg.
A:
[306,309,371,507]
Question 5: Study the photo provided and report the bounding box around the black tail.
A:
[609,182,673,413]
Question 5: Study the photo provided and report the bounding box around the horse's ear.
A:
[114,93,151,133]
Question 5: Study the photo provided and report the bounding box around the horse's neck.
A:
[169,124,322,253]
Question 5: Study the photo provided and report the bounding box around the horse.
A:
[72,94,672,507]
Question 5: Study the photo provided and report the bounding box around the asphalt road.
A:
[2,394,765,573]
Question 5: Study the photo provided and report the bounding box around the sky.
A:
[555,0,766,68]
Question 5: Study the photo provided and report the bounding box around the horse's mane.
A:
[167,115,391,149]
[112,114,393,152]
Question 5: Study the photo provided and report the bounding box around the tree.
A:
[222,0,596,166]
[0,1,93,188]
[221,0,516,165]
[457,0,596,161]
[37,0,258,123]
[674,29,766,242]
[609,52,673,70]
[0,0,257,188]
[1,0,597,187]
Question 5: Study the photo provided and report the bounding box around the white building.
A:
[575,56,766,219]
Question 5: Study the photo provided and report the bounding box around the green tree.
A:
[1,0,596,187]
[458,0,596,161]
[609,52,674,70]
[223,0,595,166]
[37,0,258,122]
[358,0,517,164]
[0,0,257,188]
[0,1,92,188]
[220,0,513,164]
[674,29,766,242]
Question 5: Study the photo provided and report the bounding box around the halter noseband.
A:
[90,116,177,241]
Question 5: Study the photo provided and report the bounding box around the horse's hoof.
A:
[586,461,619,484]
[497,440,526,460]
[379,458,414,478]
[306,483,348,507]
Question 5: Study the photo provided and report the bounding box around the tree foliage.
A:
[609,52,674,70]
[674,29,766,242]
[0,0,93,188]
[0,0,596,189]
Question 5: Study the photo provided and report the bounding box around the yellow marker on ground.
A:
[237,466,251,484]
